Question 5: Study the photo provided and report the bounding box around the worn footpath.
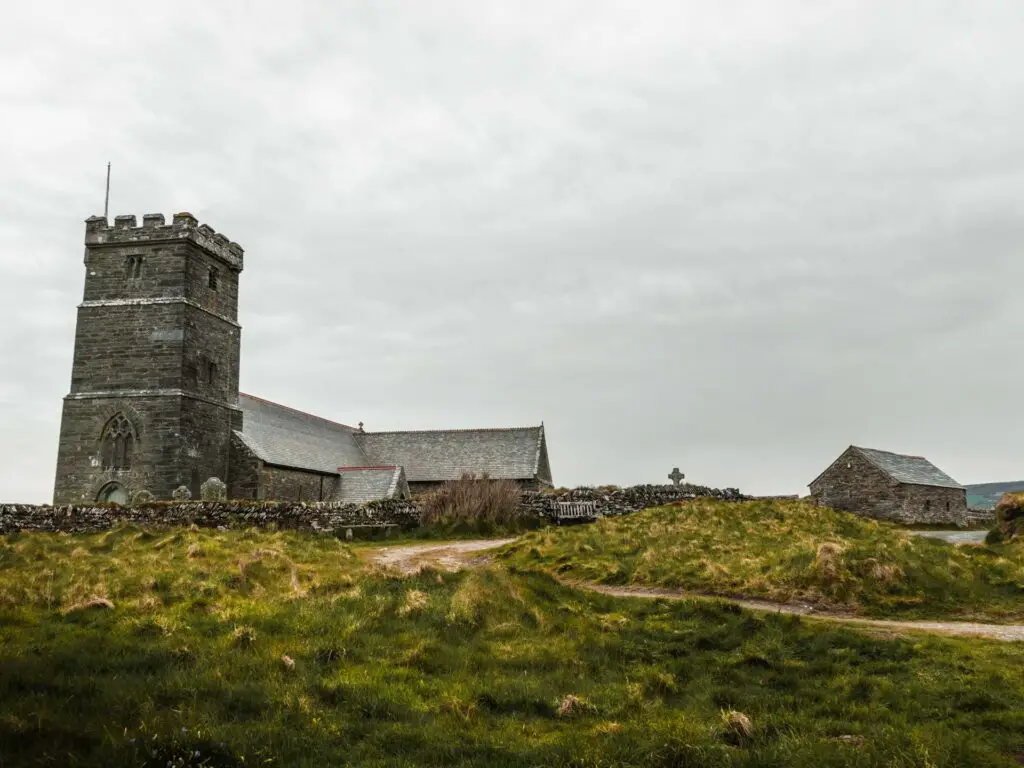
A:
[370,539,1024,642]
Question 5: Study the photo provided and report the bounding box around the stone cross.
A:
[668,467,685,486]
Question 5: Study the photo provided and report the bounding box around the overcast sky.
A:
[2,1,1023,502]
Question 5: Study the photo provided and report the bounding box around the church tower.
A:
[53,213,244,504]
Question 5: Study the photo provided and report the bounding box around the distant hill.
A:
[965,481,1024,510]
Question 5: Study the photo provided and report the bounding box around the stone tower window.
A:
[100,413,135,471]
[125,255,144,279]
[209,267,219,291]
[206,360,218,390]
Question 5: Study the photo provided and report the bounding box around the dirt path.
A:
[370,539,1024,642]
[578,583,1024,642]
[370,538,517,575]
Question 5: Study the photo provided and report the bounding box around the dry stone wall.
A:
[0,498,421,535]
[1,483,747,535]
[530,483,747,519]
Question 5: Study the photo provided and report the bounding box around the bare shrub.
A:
[419,473,525,528]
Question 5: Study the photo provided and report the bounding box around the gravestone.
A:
[131,489,154,505]
[668,467,685,486]
[172,485,192,501]
[200,477,227,501]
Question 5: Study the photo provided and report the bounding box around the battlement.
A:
[85,212,244,270]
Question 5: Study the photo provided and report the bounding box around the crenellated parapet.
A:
[85,212,244,271]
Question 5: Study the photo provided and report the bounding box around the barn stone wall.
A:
[895,484,968,526]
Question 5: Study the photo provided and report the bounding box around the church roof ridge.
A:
[239,392,358,432]
[360,425,541,436]
[850,444,927,461]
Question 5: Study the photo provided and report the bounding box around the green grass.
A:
[502,499,1024,622]
[2,525,1024,766]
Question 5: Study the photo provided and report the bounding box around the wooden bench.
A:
[552,501,598,524]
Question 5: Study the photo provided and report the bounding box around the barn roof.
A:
[235,393,368,473]
[852,446,964,489]
[354,426,546,483]
[809,446,965,490]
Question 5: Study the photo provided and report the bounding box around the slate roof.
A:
[235,393,368,474]
[355,426,546,482]
[334,466,408,504]
[852,446,964,489]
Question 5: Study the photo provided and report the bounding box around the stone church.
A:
[53,213,553,505]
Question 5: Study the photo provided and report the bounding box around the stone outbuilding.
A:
[808,445,967,525]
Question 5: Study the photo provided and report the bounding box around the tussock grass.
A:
[1,524,1024,765]
[504,499,1024,621]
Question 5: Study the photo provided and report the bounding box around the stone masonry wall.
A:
[0,498,419,536]
[408,478,546,497]
[896,483,968,526]
[3,483,748,535]
[260,465,339,502]
[809,447,898,517]
[810,447,967,525]
[228,433,261,500]
[529,483,747,519]
[54,214,244,504]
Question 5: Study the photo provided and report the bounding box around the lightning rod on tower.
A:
[103,162,111,220]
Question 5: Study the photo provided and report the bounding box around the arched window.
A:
[100,413,135,471]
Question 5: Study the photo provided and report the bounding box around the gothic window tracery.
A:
[100,413,135,471]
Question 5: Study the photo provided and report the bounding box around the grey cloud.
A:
[2,0,1024,501]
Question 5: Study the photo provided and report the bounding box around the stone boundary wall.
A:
[1,483,749,535]
[965,507,997,526]
[0,498,421,536]
[529,483,748,519]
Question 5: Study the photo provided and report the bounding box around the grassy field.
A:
[502,499,1024,622]
[2,525,1024,766]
